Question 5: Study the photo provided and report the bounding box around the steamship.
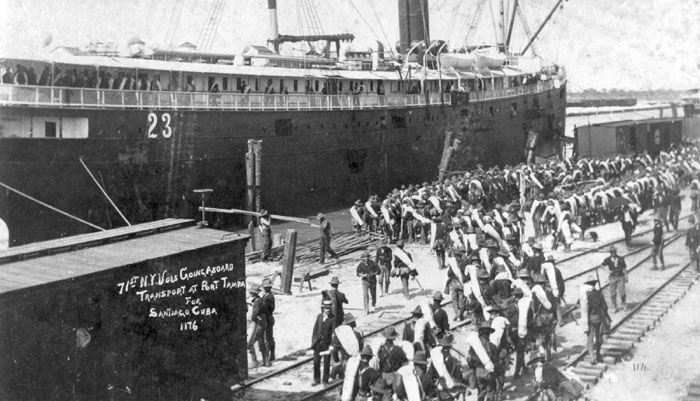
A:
[0,0,566,246]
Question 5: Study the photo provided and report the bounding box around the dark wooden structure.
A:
[575,117,684,159]
[0,219,249,401]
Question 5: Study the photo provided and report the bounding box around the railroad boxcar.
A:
[0,219,249,401]
[575,117,684,158]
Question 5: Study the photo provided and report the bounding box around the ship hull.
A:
[0,84,566,245]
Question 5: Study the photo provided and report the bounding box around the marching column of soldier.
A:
[246,145,700,400]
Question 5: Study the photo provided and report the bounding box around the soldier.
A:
[311,299,335,385]
[376,238,393,296]
[393,350,436,401]
[348,346,380,401]
[248,283,269,368]
[581,275,609,365]
[542,255,566,326]
[601,246,628,312]
[325,276,349,328]
[619,204,636,248]
[431,291,450,339]
[686,216,700,272]
[651,217,666,271]
[261,278,276,362]
[330,313,363,380]
[446,249,468,322]
[512,287,532,379]
[433,216,448,269]
[526,243,545,277]
[392,240,417,299]
[402,305,435,353]
[317,213,340,264]
[350,199,367,235]
[530,193,547,238]
[428,334,466,400]
[377,327,408,385]
[531,275,557,361]
[669,188,682,231]
[465,322,500,401]
[357,251,381,315]
[259,209,273,261]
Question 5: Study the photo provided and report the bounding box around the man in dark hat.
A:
[377,326,407,385]
[311,299,335,385]
[402,305,434,352]
[601,246,627,312]
[357,251,381,314]
[651,216,666,270]
[466,321,500,401]
[428,334,465,400]
[392,240,417,299]
[432,215,448,269]
[329,312,363,380]
[325,276,349,328]
[261,278,276,362]
[393,350,436,401]
[376,238,393,296]
[530,274,557,361]
[349,345,379,400]
[511,287,532,378]
[317,213,339,264]
[248,283,269,368]
[581,275,608,365]
[431,291,449,339]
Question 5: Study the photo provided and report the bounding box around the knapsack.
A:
[587,289,605,311]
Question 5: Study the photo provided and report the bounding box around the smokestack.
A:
[398,0,430,57]
[268,0,279,52]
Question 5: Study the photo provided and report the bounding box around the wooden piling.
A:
[280,229,297,295]
[246,140,255,219]
[254,140,262,213]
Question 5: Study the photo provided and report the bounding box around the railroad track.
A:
[234,216,692,401]
[565,260,699,385]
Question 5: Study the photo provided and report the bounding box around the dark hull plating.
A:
[0,85,566,245]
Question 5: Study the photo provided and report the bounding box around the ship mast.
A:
[521,0,566,54]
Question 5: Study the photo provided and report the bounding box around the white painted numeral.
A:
[147,112,173,139]
[147,112,158,138]
[161,113,172,138]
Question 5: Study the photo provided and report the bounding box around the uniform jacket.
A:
[327,289,349,328]
[653,223,664,244]
[687,226,700,249]
[377,342,408,373]
[357,260,381,284]
[261,291,275,326]
[431,304,450,335]
[602,256,626,276]
[311,313,335,351]
[376,246,393,267]
[250,295,268,330]
[320,219,333,239]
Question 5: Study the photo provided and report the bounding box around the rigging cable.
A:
[347,0,388,57]
[365,0,397,59]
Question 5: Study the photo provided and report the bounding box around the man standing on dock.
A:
[651,217,666,271]
[317,213,339,264]
[248,283,269,368]
[356,251,380,315]
[376,238,393,297]
[601,246,628,312]
[581,275,609,365]
[261,278,276,362]
[686,216,700,272]
[259,209,272,262]
[311,300,335,385]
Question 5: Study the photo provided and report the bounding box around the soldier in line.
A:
[343,345,379,401]
[428,334,466,400]
[376,238,393,296]
[311,300,335,385]
[329,313,363,380]
[392,350,436,401]
[431,291,450,339]
[356,251,381,315]
[261,278,276,362]
[402,305,435,353]
[248,283,269,368]
[377,327,408,385]
[651,217,666,270]
[317,213,340,264]
[465,322,500,401]
[601,246,628,312]
[686,216,700,272]
[392,240,417,299]
[581,275,609,365]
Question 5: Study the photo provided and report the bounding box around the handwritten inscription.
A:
[116,262,243,332]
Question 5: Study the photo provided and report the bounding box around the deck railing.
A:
[0,76,564,111]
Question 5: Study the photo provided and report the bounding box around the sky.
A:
[0,0,698,90]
